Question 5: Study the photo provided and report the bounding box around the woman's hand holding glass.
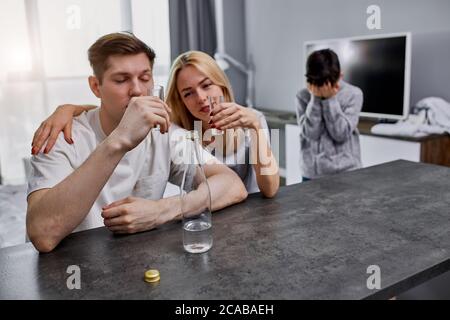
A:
[207,96,225,136]
[209,101,260,131]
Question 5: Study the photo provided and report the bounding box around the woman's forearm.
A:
[249,125,279,198]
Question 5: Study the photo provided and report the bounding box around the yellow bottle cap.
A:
[144,269,160,283]
[144,276,160,283]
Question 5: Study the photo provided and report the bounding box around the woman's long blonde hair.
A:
[166,51,235,131]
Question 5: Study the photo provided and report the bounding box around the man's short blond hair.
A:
[88,32,156,84]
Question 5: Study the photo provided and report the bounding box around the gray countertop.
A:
[1,160,450,300]
[256,108,297,125]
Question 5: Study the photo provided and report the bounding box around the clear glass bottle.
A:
[180,131,213,254]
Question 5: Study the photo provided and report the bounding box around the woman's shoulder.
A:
[246,108,269,132]
[168,123,192,148]
[169,122,186,132]
[169,123,191,137]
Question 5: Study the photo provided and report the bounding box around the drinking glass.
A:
[208,96,224,136]
[149,85,165,131]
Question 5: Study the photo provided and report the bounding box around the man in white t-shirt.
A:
[26,32,248,253]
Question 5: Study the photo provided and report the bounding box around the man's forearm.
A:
[27,135,127,251]
[204,171,247,212]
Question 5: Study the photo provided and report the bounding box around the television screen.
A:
[305,33,411,120]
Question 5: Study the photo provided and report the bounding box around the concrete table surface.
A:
[1,160,450,299]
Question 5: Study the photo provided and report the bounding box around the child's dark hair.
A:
[305,49,341,87]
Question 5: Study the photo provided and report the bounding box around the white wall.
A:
[245,0,450,112]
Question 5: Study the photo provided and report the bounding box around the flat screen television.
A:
[304,32,411,120]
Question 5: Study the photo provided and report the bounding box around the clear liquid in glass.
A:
[183,219,212,254]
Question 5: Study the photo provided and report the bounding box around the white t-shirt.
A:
[27,108,216,232]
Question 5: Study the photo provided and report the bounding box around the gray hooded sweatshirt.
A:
[295,81,363,179]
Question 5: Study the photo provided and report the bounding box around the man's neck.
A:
[99,106,119,136]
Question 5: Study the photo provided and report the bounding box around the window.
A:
[0,0,32,78]
[131,0,171,86]
[0,0,171,185]
[37,0,124,78]
[0,0,41,185]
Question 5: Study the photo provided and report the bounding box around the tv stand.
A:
[377,118,398,124]
[359,117,398,124]
[358,119,450,167]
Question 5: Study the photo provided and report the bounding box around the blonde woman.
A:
[31,51,279,198]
